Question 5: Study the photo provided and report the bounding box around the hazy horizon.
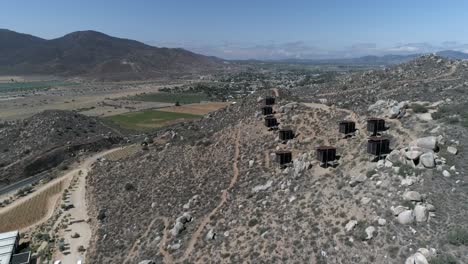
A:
[2,0,468,60]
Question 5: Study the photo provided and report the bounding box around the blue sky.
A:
[2,0,468,59]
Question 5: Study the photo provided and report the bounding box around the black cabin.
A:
[261,106,273,115]
[264,115,278,127]
[367,118,385,136]
[339,120,356,135]
[279,128,294,141]
[264,97,276,105]
[316,146,336,167]
[276,151,292,165]
[367,136,390,156]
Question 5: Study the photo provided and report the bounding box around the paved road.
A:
[0,170,51,196]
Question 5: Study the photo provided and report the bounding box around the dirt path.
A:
[179,128,241,261]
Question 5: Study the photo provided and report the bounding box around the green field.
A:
[0,81,75,93]
[127,92,209,104]
[106,109,201,130]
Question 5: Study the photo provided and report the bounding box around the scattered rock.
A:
[365,226,376,240]
[412,136,438,151]
[420,152,435,168]
[252,180,273,193]
[447,146,458,155]
[206,229,216,240]
[349,174,367,186]
[414,205,428,222]
[392,205,408,216]
[377,218,387,226]
[442,170,451,177]
[403,191,422,201]
[398,210,415,225]
[345,220,358,232]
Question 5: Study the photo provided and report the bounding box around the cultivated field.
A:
[158,102,230,115]
[106,109,201,130]
[0,179,66,232]
[103,145,141,161]
[127,92,209,104]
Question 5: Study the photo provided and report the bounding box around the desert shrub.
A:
[124,183,135,191]
[78,245,86,252]
[447,227,468,246]
[248,218,259,227]
[97,209,106,221]
[411,103,428,113]
[429,254,458,264]
[71,232,80,238]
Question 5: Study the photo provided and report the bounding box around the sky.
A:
[2,0,468,59]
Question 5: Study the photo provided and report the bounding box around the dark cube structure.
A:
[264,115,278,128]
[261,106,273,115]
[276,150,292,165]
[316,146,336,167]
[367,118,385,136]
[264,96,276,105]
[339,120,356,135]
[367,136,390,157]
[279,128,294,141]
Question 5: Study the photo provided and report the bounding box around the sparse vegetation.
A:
[106,109,201,130]
[447,227,468,246]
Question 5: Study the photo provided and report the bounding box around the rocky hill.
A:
[0,29,225,80]
[0,110,123,186]
[85,55,468,264]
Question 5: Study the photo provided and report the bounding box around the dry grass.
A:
[0,180,65,232]
[158,102,229,115]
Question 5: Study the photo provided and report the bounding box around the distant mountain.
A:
[0,29,225,80]
[272,50,468,66]
[435,50,468,60]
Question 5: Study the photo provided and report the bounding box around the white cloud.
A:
[146,40,468,60]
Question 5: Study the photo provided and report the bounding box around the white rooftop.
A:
[0,230,19,264]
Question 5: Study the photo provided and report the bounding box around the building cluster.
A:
[260,96,392,168]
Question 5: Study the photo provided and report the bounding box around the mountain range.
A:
[274,50,468,66]
[0,29,224,80]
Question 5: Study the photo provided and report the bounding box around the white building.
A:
[0,230,30,264]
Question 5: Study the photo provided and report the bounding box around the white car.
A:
[53,261,61,264]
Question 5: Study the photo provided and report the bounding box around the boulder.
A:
[392,205,408,216]
[398,210,415,225]
[345,220,358,232]
[442,170,451,177]
[386,149,403,164]
[349,174,367,186]
[403,191,422,201]
[413,136,438,151]
[365,226,376,240]
[447,146,458,155]
[205,229,216,240]
[420,152,435,168]
[405,150,423,160]
[414,205,428,222]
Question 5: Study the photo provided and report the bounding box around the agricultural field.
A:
[106,109,201,130]
[126,92,209,104]
[0,80,75,93]
[158,102,230,115]
[103,145,141,161]
[0,179,65,232]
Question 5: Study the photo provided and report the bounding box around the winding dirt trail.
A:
[178,128,241,262]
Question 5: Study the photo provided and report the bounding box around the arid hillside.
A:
[85,57,468,263]
[0,110,123,186]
